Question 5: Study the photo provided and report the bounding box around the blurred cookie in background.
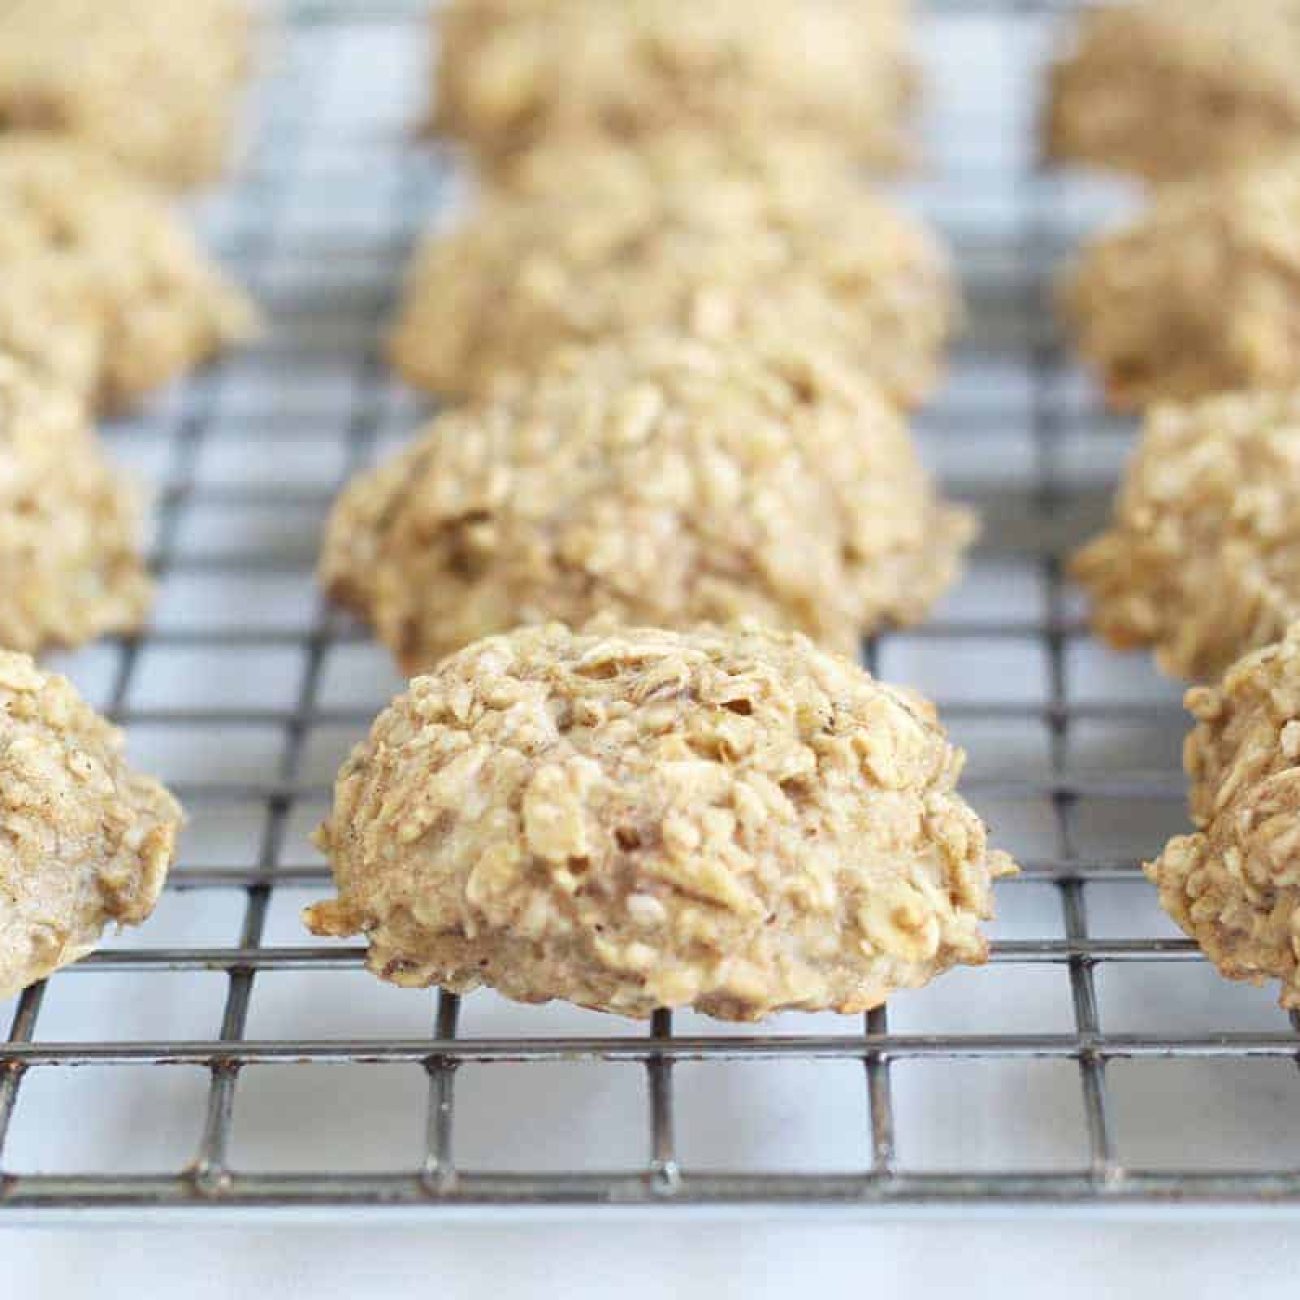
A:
[1061,154,1300,409]
[0,355,154,655]
[0,137,258,412]
[0,0,251,189]
[432,0,917,180]
[390,143,957,408]
[1045,0,1300,182]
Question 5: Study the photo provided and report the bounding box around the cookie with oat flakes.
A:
[389,149,956,408]
[0,137,257,412]
[1148,623,1300,1009]
[481,128,869,203]
[304,621,1016,1020]
[1061,154,1300,409]
[326,334,974,672]
[1071,388,1300,683]
[0,355,154,655]
[0,652,182,1001]
[433,0,916,181]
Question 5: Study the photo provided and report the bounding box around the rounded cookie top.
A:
[1148,623,1300,1008]
[1045,0,1300,182]
[325,334,975,672]
[388,151,956,408]
[1061,154,1300,409]
[0,136,257,410]
[0,354,153,653]
[1071,388,1300,682]
[305,621,1016,1021]
[0,650,182,1000]
[434,0,916,176]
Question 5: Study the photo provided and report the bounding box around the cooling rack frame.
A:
[4,0,1300,1223]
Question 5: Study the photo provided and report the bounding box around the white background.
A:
[8,1221,1299,1297]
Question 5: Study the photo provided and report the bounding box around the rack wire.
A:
[3,0,1300,1221]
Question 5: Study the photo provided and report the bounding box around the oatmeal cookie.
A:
[1148,624,1300,1008]
[1045,0,1300,182]
[0,355,153,654]
[304,621,1017,1020]
[0,137,257,411]
[433,0,916,179]
[0,652,181,1000]
[325,335,974,672]
[1061,154,1300,409]
[389,157,956,408]
[0,0,250,188]
[484,128,866,203]
[1071,389,1300,683]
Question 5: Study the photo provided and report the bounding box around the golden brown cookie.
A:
[305,621,1017,1020]
[482,128,867,203]
[433,0,916,179]
[326,334,975,672]
[0,355,153,654]
[0,652,182,1000]
[1071,388,1300,683]
[1061,155,1300,409]
[389,151,956,408]
[0,137,257,411]
[1148,624,1300,1008]
[1045,0,1300,182]
[0,0,250,188]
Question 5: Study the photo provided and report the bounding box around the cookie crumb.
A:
[0,137,258,411]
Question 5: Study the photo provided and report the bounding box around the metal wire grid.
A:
[1,0,1299,1221]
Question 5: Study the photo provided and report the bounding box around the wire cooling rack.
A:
[3,0,1300,1223]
